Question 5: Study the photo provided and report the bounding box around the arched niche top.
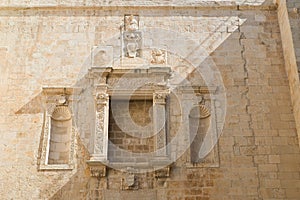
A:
[189,105,211,119]
[51,106,72,121]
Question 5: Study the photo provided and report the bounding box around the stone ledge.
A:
[0,0,276,11]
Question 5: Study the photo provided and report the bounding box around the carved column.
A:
[90,86,109,162]
[153,90,169,157]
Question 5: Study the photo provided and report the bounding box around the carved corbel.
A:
[89,164,106,178]
[155,167,170,178]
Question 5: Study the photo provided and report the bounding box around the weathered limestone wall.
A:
[277,0,300,145]
[286,0,300,71]
[108,100,155,162]
[0,1,299,200]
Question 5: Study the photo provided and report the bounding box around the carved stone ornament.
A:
[151,49,166,64]
[123,31,142,58]
[90,165,106,177]
[95,92,109,111]
[96,92,109,102]
[95,109,105,154]
[122,173,138,190]
[153,91,168,104]
[189,104,211,119]
[125,15,139,31]
[155,167,170,178]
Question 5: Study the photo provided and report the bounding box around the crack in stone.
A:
[238,24,262,199]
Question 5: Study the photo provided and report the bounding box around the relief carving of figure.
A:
[125,15,139,31]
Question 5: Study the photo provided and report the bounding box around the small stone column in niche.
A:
[90,90,109,162]
[153,91,169,157]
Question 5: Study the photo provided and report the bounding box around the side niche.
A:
[188,103,219,167]
[48,106,72,165]
[38,88,76,170]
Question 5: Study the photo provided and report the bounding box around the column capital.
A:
[153,90,169,104]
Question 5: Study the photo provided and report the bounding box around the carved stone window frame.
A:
[38,87,77,171]
[86,67,172,175]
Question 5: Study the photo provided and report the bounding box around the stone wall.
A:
[108,99,155,162]
[286,0,300,73]
[0,1,300,200]
[277,0,300,145]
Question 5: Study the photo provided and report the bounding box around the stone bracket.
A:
[155,166,170,178]
[87,161,107,178]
